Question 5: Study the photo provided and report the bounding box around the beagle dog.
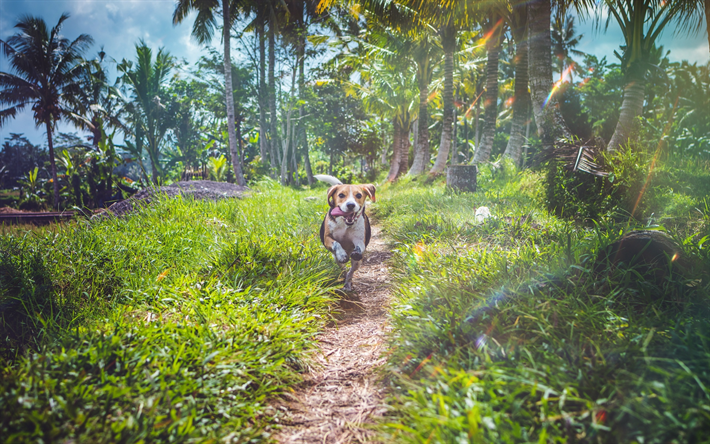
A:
[314,175,376,291]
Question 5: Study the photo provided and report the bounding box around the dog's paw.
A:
[332,242,349,263]
[350,246,363,262]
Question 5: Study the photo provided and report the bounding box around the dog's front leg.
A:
[330,240,349,264]
[350,239,366,262]
[322,232,349,264]
[343,259,361,291]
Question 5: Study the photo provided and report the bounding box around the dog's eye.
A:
[356,193,362,199]
[338,193,346,198]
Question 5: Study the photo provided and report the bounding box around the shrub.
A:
[543,143,654,221]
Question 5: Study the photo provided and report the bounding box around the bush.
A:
[543,144,654,221]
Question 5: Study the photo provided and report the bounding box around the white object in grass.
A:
[475,206,492,224]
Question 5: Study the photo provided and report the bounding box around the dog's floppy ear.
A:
[327,185,340,208]
[362,184,376,202]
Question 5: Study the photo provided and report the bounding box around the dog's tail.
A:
[313,174,342,186]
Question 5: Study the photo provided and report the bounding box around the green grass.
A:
[0,189,20,207]
[0,183,339,443]
[375,163,710,443]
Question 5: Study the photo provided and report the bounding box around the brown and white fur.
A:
[315,174,376,291]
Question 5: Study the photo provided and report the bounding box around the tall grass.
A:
[377,163,710,443]
[0,185,338,442]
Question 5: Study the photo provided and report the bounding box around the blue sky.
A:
[1,0,708,146]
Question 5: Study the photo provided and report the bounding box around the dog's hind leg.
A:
[343,259,361,291]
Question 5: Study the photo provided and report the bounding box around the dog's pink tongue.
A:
[331,207,352,218]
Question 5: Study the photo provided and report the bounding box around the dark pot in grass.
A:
[594,230,690,279]
[447,165,477,193]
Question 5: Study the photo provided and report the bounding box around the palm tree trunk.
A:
[281,65,297,185]
[46,121,60,209]
[473,24,501,163]
[236,116,245,179]
[474,95,480,150]
[280,120,290,185]
[399,120,410,175]
[268,11,279,176]
[146,135,161,184]
[430,25,455,174]
[297,17,313,186]
[258,19,269,165]
[451,102,458,165]
[411,118,419,165]
[222,0,246,186]
[291,125,299,186]
[504,18,531,166]
[528,0,571,147]
[464,104,469,159]
[302,118,314,185]
[706,0,710,58]
[409,58,430,175]
[386,117,402,182]
[607,77,646,152]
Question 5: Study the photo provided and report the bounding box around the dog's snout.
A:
[346,202,356,210]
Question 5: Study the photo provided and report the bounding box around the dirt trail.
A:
[275,224,392,444]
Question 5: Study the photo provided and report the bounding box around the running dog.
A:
[314,175,376,291]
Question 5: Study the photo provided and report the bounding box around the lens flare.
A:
[630,95,680,218]
[481,18,504,44]
[542,64,576,109]
[464,90,485,118]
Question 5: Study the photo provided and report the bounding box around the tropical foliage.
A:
[0,1,709,442]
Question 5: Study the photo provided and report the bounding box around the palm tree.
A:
[526,0,574,148]
[323,0,478,174]
[551,10,585,83]
[347,54,418,182]
[402,0,478,174]
[472,14,505,163]
[319,0,432,176]
[408,33,440,175]
[238,0,271,169]
[172,0,247,186]
[603,0,704,151]
[503,2,531,165]
[117,41,175,184]
[0,13,93,208]
[73,50,125,206]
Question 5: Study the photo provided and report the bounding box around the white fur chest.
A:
[328,214,365,239]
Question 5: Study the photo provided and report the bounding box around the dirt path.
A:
[275,224,392,444]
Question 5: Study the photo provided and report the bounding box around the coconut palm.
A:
[319,0,434,176]
[408,33,440,175]
[402,0,479,173]
[238,0,271,167]
[603,0,704,151]
[117,41,175,184]
[551,10,585,83]
[0,13,93,208]
[472,13,505,163]
[172,0,247,185]
[346,53,418,181]
[526,0,574,147]
[73,49,124,148]
[320,0,479,174]
[503,2,531,165]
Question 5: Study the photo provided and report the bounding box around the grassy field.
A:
[0,182,339,443]
[375,163,710,443]
[2,163,709,443]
